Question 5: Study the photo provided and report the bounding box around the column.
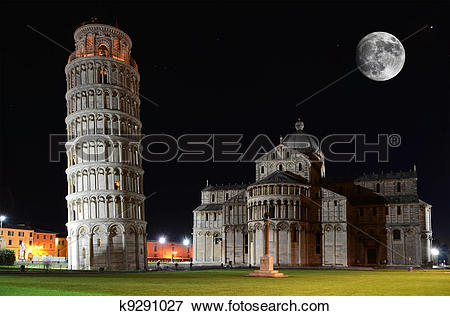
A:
[88,233,93,269]
[106,234,111,270]
[67,236,72,269]
[122,230,128,269]
[287,228,291,266]
[193,233,197,262]
[298,228,302,266]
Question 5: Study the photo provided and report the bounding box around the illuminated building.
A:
[0,224,65,260]
[193,119,433,267]
[65,22,147,271]
[146,241,193,262]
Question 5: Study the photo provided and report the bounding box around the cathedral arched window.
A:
[393,229,401,240]
[278,164,283,171]
[98,44,108,57]
[298,163,302,171]
[261,166,265,174]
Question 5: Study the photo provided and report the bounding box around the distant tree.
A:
[0,249,15,265]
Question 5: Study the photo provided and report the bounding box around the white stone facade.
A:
[192,119,432,267]
[65,23,147,270]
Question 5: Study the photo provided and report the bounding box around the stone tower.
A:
[65,22,147,270]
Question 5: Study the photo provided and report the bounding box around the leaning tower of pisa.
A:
[65,22,147,270]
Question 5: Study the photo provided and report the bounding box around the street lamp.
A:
[183,239,190,246]
[431,248,439,265]
[0,215,6,234]
[158,236,166,244]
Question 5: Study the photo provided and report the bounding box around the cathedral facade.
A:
[65,23,147,270]
[192,120,433,267]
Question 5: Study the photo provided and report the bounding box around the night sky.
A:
[0,1,448,245]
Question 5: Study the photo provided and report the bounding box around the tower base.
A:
[247,255,287,278]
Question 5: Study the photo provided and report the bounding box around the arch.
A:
[393,229,401,240]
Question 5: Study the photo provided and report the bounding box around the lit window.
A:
[114,181,120,190]
[97,239,101,247]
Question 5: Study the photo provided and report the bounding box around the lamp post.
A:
[0,215,5,232]
[0,215,6,250]
[431,248,439,266]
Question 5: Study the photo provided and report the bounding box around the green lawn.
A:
[0,269,449,296]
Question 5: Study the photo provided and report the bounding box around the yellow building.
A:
[0,224,66,260]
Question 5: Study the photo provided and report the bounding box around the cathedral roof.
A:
[193,203,223,212]
[348,194,419,206]
[251,170,309,186]
[223,191,247,204]
[202,183,248,191]
[281,118,320,155]
[355,170,417,181]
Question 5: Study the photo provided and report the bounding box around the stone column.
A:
[298,228,302,266]
[122,230,128,269]
[287,227,291,266]
[67,236,72,269]
[88,233,93,270]
[106,234,111,271]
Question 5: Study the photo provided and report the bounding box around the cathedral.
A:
[192,119,433,267]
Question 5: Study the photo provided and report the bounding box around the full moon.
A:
[356,32,405,81]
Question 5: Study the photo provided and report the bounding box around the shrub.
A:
[0,249,15,265]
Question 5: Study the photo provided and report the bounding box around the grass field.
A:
[0,269,449,296]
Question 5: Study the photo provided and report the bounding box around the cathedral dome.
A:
[282,118,320,154]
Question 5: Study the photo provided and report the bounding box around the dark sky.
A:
[0,1,449,245]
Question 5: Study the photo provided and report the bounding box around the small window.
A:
[114,181,120,190]
[18,240,22,246]
[214,213,217,221]
[396,182,401,193]
[36,235,40,239]
[43,235,46,240]
[29,241,32,246]
[206,213,209,221]
[397,206,401,215]
[385,207,389,215]
[315,232,321,254]
[8,240,12,245]
[50,235,53,240]
[154,245,157,252]
[372,207,377,216]
[261,166,265,174]
[376,183,380,193]
[334,200,338,206]
[225,193,229,200]
[278,164,283,171]
[271,153,275,159]
[359,208,364,216]
[29,232,33,237]
[98,44,108,57]
[211,194,215,203]
[393,229,401,240]
[97,239,101,247]
[298,163,302,171]
[287,151,290,158]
